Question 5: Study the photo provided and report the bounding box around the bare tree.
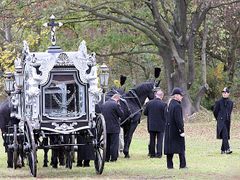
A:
[64,0,240,115]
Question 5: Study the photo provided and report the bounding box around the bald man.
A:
[144,89,166,158]
[101,94,123,162]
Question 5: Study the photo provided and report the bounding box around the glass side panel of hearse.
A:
[42,71,87,121]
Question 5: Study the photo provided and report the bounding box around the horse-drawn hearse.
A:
[1,16,108,177]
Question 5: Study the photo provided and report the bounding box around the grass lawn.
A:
[0,113,239,179]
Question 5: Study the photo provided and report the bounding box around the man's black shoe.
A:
[225,149,232,154]
[150,155,155,158]
[155,154,162,158]
[221,150,225,154]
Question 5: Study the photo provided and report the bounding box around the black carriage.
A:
[2,16,107,177]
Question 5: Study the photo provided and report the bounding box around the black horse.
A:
[0,99,62,169]
[0,98,23,168]
[119,81,158,158]
[97,80,158,158]
[99,69,161,158]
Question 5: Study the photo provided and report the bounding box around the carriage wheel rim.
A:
[13,124,18,169]
[24,120,37,177]
[94,114,106,174]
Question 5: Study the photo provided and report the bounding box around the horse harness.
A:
[120,89,144,126]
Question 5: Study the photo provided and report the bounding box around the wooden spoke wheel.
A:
[13,124,19,169]
[24,120,37,177]
[94,114,106,174]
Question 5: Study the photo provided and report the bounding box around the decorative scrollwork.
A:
[52,122,77,131]
[57,53,70,65]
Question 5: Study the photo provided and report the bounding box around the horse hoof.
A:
[52,164,58,169]
[59,162,65,166]
[76,163,82,167]
[7,165,13,168]
[16,164,22,168]
[124,154,130,158]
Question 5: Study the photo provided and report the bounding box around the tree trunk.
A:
[193,20,209,111]
[160,50,174,94]
[4,24,12,42]
[160,49,195,116]
[226,34,238,83]
[174,56,195,116]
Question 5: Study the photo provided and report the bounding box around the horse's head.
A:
[133,81,159,106]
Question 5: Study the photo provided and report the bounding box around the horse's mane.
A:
[132,81,154,95]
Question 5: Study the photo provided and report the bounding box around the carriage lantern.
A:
[4,72,14,95]
[14,65,24,89]
[99,63,109,102]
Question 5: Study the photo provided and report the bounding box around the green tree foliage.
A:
[0,0,239,112]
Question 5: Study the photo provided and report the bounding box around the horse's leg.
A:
[50,136,58,168]
[64,135,70,168]
[83,160,90,167]
[1,130,11,168]
[122,122,130,158]
[119,127,124,154]
[7,151,13,168]
[18,133,25,167]
[2,128,13,168]
[52,148,58,168]
[58,146,65,166]
[43,148,49,167]
[123,119,139,158]
[71,134,75,163]
[76,135,82,167]
[43,137,49,167]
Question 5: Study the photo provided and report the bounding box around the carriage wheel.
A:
[24,120,37,177]
[94,114,106,174]
[13,124,19,169]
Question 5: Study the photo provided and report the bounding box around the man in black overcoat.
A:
[164,87,187,169]
[213,87,233,154]
[101,94,123,162]
[144,89,166,158]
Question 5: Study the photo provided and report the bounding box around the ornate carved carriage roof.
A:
[23,40,96,85]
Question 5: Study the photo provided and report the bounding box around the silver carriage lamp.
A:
[14,65,24,89]
[4,72,14,95]
[99,63,109,103]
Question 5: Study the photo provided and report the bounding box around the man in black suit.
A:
[144,89,166,158]
[213,87,233,154]
[164,87,187,169]
[101,94,123,162]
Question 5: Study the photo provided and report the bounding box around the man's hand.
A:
[180,133,185,137]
